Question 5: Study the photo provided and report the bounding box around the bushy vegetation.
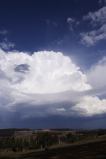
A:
[0,129,106,153]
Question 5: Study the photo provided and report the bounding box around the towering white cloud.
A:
[0,49,106,118]
[0,50,91,94]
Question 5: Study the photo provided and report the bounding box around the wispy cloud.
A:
[0,30,8,35]
[0,38,15,50]
[67,17,79,31]
[83,6,106,25]
[98,0,106,6]
[80,24,106,46]
[81,6,106,46]
[45,19,58,27]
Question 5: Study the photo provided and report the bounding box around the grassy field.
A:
[1,137,106,159]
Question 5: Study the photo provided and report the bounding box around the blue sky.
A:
[0,0,106,67]
[0,0,106,128]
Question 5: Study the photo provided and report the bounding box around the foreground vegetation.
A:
[0,129,106,158]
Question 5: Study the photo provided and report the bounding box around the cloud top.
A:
[0,50,91,94]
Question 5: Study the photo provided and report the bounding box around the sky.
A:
[0,0,106,128]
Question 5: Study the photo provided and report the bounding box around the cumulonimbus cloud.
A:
[0,49,106,118]
[0,49,91,94]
